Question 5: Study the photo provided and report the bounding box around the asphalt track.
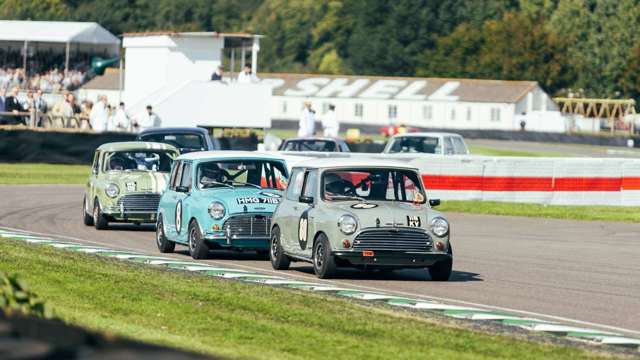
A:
[1,185,639,336]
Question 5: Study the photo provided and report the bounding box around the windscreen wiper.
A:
[201,181,234,189]
[328,195,366,202]
[227,181,261,189]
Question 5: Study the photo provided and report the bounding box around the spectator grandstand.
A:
[0,20,119,93]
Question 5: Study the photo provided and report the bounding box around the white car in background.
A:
[382,132,470,155]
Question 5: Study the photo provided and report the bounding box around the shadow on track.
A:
[289,264,482,282]
[98,224,156,232]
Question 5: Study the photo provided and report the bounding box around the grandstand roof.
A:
[0,20,119,45]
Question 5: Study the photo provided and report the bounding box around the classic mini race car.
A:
[269,158,453,280]
[155,151,289,259]
[82,142,180,229]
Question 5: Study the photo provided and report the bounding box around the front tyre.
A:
[312,234,337,279]
[269,226,290,270]
[82,196,94,226]
[93,200,108,230]
[156,215,175,253]
[188,220,209,259]
[428,245,453,281]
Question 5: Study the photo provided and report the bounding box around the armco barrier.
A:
[277,152,640,206]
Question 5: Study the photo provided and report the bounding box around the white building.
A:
[260,73,564,132]
[120,31,271,129]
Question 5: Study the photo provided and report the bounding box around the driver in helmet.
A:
[109,156,126,171]
[200,163,229,186]
[324,173,354,197]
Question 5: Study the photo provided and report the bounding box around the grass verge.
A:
[439,201,640,222]
[467,145,564,157]
[0,240,610,360]
[0,163,89,184]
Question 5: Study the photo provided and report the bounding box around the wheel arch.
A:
[311,231,328,255]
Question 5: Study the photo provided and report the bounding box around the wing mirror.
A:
[299,195,314,204]
[429,199,440,207]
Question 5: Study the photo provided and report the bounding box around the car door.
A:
[163,160,183,240]
[293,169,318,259]
[280,168,305,252]
[87,150,100,210]
[174,161,193,244]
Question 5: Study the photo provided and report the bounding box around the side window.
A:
[91,151,100,174]
[452,137,467,154]
[179,162,192,190]
[444,137,455,155]
[170,161,182,190]
[286,169,305,201]
[302,170,317,198]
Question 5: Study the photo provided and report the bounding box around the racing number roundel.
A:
[298,210,310,250]
[175,200,182,234]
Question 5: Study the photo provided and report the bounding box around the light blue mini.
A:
[155,151,289,259]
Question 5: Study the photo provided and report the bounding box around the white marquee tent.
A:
[0,20,120,73]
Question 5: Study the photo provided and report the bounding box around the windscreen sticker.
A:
[259,191,282,198]
[407,215,421,227]
[236,197,280,205]
[351,203,378,209]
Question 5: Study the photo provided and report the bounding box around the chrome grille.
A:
[116,193,161,213]
[353,229,432,252]
[223,214,271,239]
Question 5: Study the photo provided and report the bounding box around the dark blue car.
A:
[137,127,221,154]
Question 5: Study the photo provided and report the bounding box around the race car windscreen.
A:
[388,136,441,154]
[139,133,206,152]
[104,151,175,172]
[198,160,288,190]
[282,140,337,152]
[322,168,426,203]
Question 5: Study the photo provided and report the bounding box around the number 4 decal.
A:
[298,210,310,250]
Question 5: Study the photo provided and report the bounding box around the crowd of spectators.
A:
[0,49,92,92]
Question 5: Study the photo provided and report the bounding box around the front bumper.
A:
[333,251,451,268]
[203,231,269,250]
[102,208,157,223]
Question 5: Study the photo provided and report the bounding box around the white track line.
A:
[3,225,639,337]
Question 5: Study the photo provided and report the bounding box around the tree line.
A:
[2,0,640,100]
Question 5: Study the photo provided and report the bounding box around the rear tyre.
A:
[188,220,209,259]
[428,245,453,281]
[82,196,94,226]
[269,226,290,270]
[156,216,175,253]
[312,234,337,279]
[93,200,109,230]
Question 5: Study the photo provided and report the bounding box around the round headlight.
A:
[338,214,358,235]
[430,217,449,237]
[105,183,119,198]
[208,202,225,219]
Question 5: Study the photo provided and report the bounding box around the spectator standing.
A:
[298,101,316,137]
[110,102,130,132]
[322,104,339,138]
[211,65,224,81]
[89,95,108,132]
[237,64,258,83]
[33,89,47,113]
[0,88,6,124]
[135,105,160,132]
[5,86,25,125]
